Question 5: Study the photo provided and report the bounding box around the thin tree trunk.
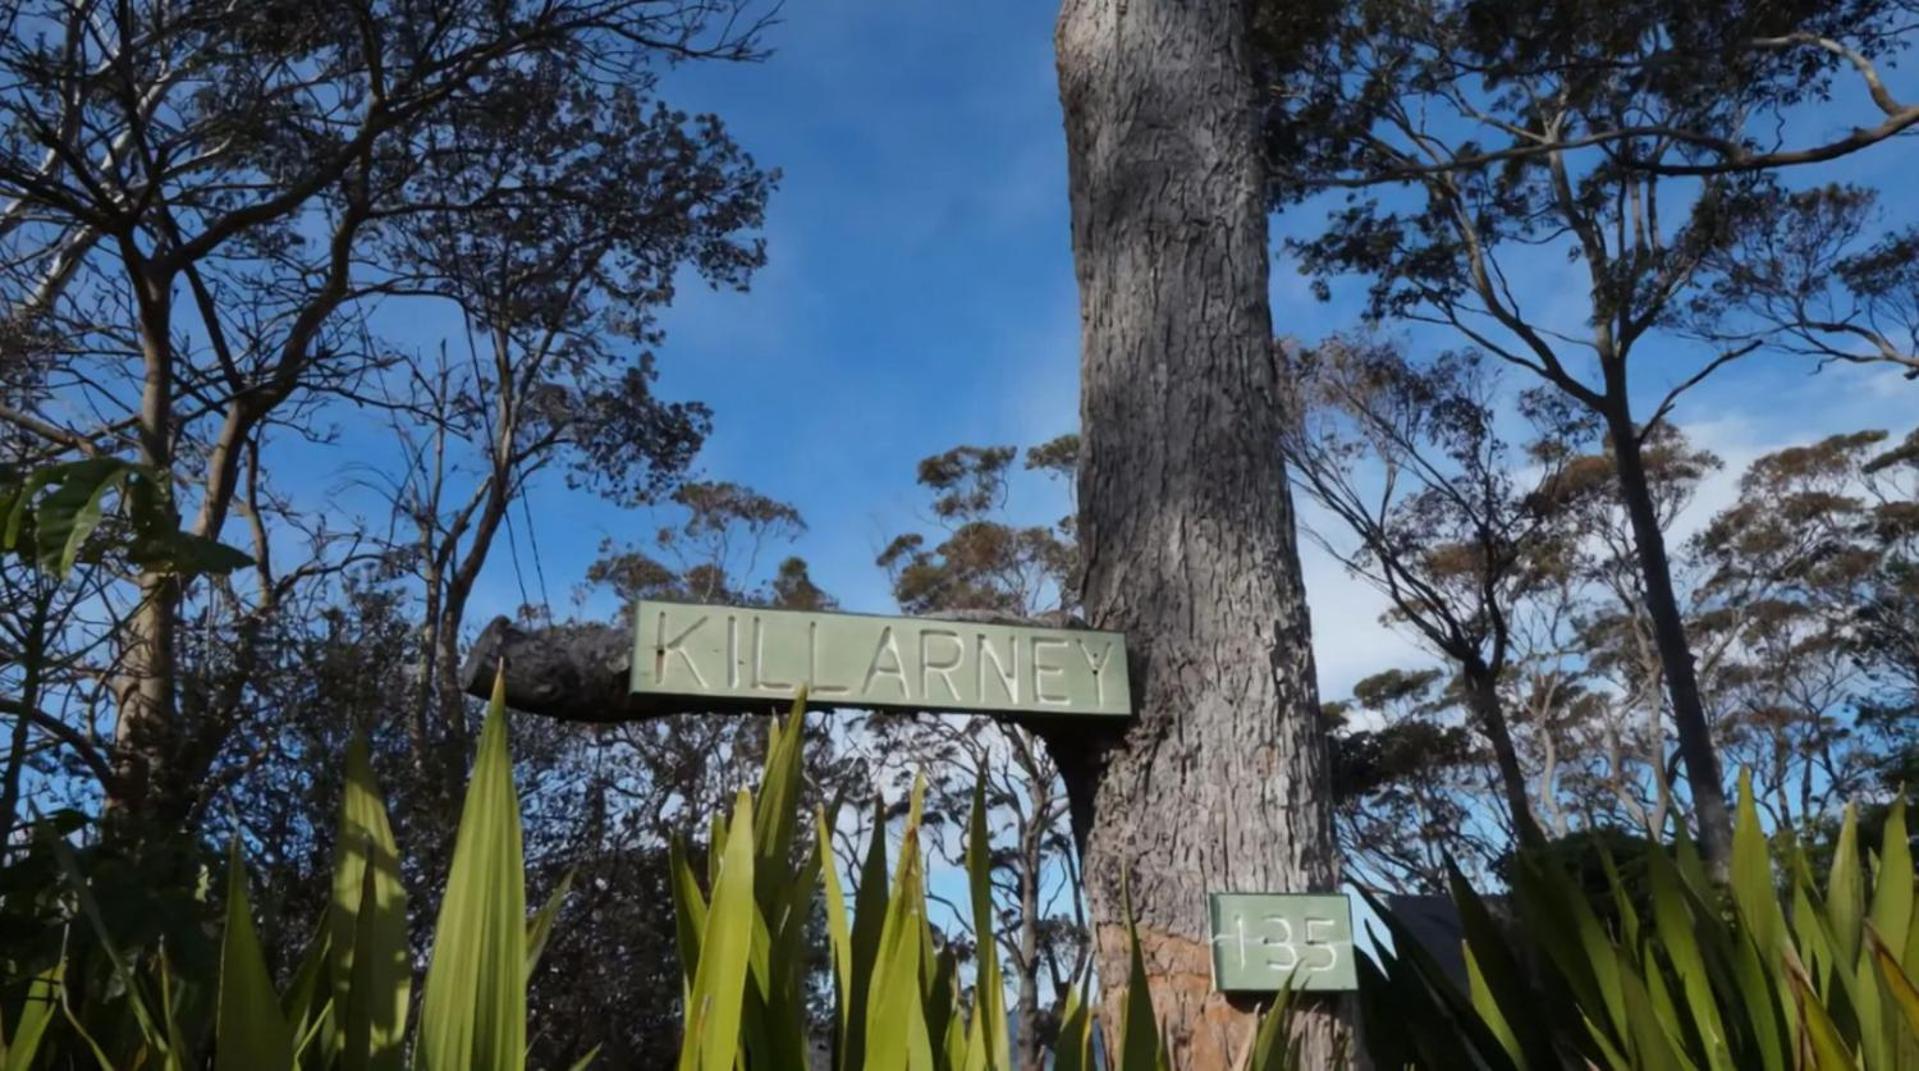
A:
[436,604,470,732]
[1017,827,1043,1071]
[1531,672,1571,837]
[1056,0,1344,1062]
[1,593,49,840]
[1608,416,1733,868]
[1463,663,1543,847]
[417,552,443,762]
[114,263,180,822]
[414,404,451,766]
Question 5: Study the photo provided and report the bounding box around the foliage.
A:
[0,0,773,831]
[869,438,1087,1067]
[2,7,777,1056]
[18,679,1919,1071]
[1259,0,1919,189]
[504,481,854,1065]
[1691,430,1919,835]
[1298,341,1919,881]
[1325,670,1505,892]
[1691,185,1919,380]
[590,480,816,613]
[1362,771,1919,1070]
[877,441,1077,618]
[0,458,251,579]
[0,671,585,1070]
[1283,341,1570,846]
[669,692,1314,1070]
[1266,0,1919,872]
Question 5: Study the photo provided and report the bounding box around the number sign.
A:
[1207,892,1357,993]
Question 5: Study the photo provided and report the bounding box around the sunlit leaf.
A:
[417,672,527,1071]
[216,839,293,1071]
[330,735,409,1071]
[2,964,62,1071]
[680,791,756,1071]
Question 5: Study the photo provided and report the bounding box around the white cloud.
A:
[1295,522,1435,703]
[1285,358,1918,708]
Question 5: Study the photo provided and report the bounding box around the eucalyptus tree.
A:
[1693,185,1919,380]
[1530,416,1727,841]
[1263,0,1919,872]
[1257,0,1919,186]
[1859,429,1919,723]
[1056,0,1341,1058]
[0,0,770,826]
[878,442,1076,618]
[1692,429,1919,833]
[1281,338,1564,844]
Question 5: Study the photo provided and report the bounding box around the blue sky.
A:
[451,2,1081,625]
[419,0,1919,706]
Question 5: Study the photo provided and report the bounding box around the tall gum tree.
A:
[1055,0,1341,1062]
[1259,0,1919,872]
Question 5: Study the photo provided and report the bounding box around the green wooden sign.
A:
[629,600,1131,718]
[1208,892,1357,993]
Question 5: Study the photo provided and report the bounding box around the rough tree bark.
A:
[1055,0,1343,1062]
[461,616,639,722]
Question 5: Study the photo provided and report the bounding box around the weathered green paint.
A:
[1207,892,1357,993]
[628,600,1132,718]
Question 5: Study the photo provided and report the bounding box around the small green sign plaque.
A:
[629,600,1131,718]
[1208,893,1357,993]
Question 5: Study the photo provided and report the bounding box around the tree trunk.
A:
[416,550,443,765]
[2,592,50,838]
[1608,416,1733,869]
[113,578,180,818]
[439,470,513,737]
[460,616,637,722]
[436,603,470,733]
[1017,827,1044,1071]
[1463,662,1543,848]
[1055,0,1344,1062]
[1531,679,1570,837]
[113,262,180,823]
